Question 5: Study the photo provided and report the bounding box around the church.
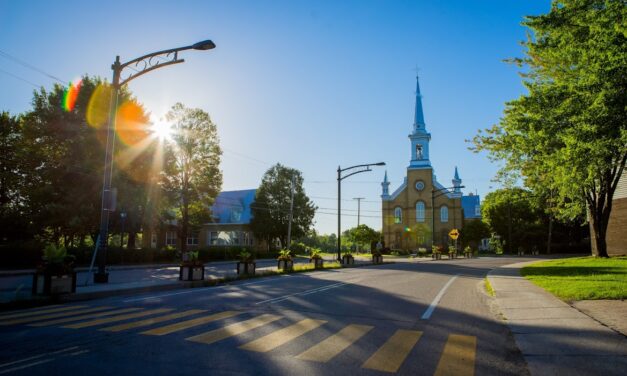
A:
[381,77,481,250]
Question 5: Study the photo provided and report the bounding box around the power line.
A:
[0,67,41,88]
[0,49,68,85]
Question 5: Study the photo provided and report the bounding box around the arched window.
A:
[440,205,449,223]
[415,201,425,222]
[394,207,402,224]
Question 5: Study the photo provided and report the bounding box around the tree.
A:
[472,1,627,257]
[161,103,222,253]
[346,224,381,252]
[250,164,316,249]
[460,220,490,249]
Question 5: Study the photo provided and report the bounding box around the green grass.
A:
[521,256,627,301]
[484,277,495,297]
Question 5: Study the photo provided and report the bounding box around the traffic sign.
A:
[448,229,460,240]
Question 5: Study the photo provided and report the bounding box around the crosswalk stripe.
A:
[62,308,174,329]
[239,318,327,353]
[186,314,282,345]
[101,310,207,332]
[0,305,83,320]
[141,311,240,336]
[433,334,477,376]
[296,324,373,363]
[361,329,423,373]
[0,307,112,326]
[28,308,142,327]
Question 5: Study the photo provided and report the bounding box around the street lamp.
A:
[337,162,385,262]
[94,39,216,283]
[431,185,464,248]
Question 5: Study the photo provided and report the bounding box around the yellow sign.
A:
[449,229,460,240]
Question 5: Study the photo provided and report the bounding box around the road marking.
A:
[0,306,112,325]
[123,274,294,302]
[29,308,142,327]
[0,305,82,320]
[186,314,282,345]
[421,275,459,320]
[433,334,477,376]
[101,309,206,332]
[254,283,346,305]
[0,346,79,374]
[63,308,174,329]
[296,324,373,363]
[361,329,423,373]
[239,318,327,353]
[141,311,240,336]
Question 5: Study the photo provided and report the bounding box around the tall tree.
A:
[472,0,627,257]
[250,164,316,249]
[161,103,222,253]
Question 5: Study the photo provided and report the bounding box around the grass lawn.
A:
[521,256,627,301]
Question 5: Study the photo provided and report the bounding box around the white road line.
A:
[0,347,79,368]
[255,282,347,305]
[123,274,293,302]
[0,359,54,374]
[421,275,459,320]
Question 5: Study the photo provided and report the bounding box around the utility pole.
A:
[286,174,296,249]
[353,197,364,226]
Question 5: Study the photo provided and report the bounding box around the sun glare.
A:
[150,121,173,141]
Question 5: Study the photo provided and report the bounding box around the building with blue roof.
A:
[381,77,481,250]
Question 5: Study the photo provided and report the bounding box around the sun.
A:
[150,121,173,141]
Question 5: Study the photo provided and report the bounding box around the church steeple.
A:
[452,166,462,195]
[381,171,390,198]
[414,75,426,131]
[408,75,431,169]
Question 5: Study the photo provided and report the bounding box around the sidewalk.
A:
[488,261,627,376]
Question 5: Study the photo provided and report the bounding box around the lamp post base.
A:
[94,272,109,283]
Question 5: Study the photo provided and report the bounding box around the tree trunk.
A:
[588,202,610,258]
[127,232,136,249]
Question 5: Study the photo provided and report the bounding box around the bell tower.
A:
[408,75,431,169]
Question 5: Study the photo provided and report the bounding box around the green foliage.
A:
[238,250,254,262]
[460,220,490,248]
[346,225,381,249]
[522,257,627,300]
[161,103,222,253]
[309,248,322,259]
[472,1,627,257]
[488,235,504,255]
[464,245,473,254]
[448,245,456,254]
[290,242,307,254]
[40,243,75,274]
[250,164,316,248]
[277,249,293,261]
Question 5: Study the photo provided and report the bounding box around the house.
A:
[601,169,627,256]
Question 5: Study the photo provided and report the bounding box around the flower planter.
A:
[32,272,77,295]
[179,265,205,281]
[237,261,256,276]
[310,258,324,269]
[448,252,457,259]
[372,255,383,264]
[464,251,473,258]
[278,259,294,271]
[341,255,354,265]
[432,252,442,260]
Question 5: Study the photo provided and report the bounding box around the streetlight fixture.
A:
[431,185,464,248]
[337,162,385,262]
[94,39,216,283]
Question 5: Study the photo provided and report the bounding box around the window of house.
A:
[187,232,199,246]
[209,231,218,245]
[475,204,481,217]
[394,207,402,224]
[415,201,425,222]
[165,231,177,246]
[440,205,449,223]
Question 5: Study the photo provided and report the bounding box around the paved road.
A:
[0,257,533,375]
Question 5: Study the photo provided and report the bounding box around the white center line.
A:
[255,282,347,305]
[0,347,79,369]
[421,275,459,320]
[0,359,54,374]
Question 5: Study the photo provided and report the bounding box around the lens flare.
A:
[116,101,150,146]
[150,120,173,141]
[86,84,112,128]
[62,79,82,112]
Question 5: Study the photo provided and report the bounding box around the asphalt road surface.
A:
[0,257,533,375]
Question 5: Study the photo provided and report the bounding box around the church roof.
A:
[462,194,481,219]
[211,189,256,224]
[414,76,426,129]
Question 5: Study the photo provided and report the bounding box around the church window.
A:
[416,144,423,159]
[415,201,425,222]
[440,205,449,223]
[394,207,402,224]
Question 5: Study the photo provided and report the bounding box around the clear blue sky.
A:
[0,0,549,235]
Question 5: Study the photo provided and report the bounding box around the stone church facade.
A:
[381,77,480,250]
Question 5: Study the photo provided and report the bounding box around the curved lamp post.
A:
[94,40,216,283]
[431,185,464,248]
[337,162,385,262]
